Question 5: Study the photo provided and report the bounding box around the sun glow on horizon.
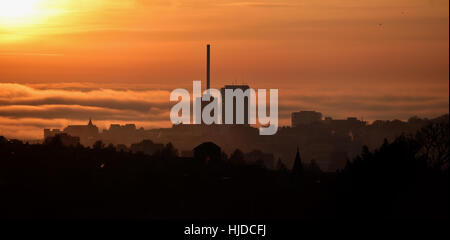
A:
[0,0,46,25]
[0,0,127,42]
[0,0,71,42]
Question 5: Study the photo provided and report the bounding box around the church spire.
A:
[88,117,93,126]
[292,145,303,176]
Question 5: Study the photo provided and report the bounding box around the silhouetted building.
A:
[130,140,164,155]
[206,44,211,90]
[44,128,62,139]
[292,111,322,127]
[103,123,146,145]
[323,116,366,129]
[63,118,99,146]
[199,45,252,126]
[199,44,220,125]
[221,85,251,125]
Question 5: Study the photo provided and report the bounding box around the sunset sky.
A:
[0,0,449,139]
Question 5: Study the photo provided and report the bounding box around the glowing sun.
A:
[0,0,48,26]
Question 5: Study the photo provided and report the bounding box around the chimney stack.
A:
[206,44,210,90]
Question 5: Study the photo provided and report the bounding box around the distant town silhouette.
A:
[0,113,447,219]
[40,44,449,173]
[0,0,448,226]
[43,112,447,172]
[1,44,448,219]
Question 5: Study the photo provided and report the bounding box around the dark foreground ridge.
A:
[0,116,448,219]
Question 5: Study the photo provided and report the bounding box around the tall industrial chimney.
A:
[206,44,210,90]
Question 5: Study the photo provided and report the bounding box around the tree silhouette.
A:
[193,142,221,164]
[416,121,449,170]
[161,142,178,159]
[93,140,105,150]
[276,158,287,172]
[229,149,245,165]
[307,159,322,180]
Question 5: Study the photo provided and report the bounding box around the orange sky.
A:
[0,0,449,139]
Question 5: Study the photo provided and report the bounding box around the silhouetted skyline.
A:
[42,113,448,172]
[1,113,448,219]
[0,0,448,226]
[0,0,448,140]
